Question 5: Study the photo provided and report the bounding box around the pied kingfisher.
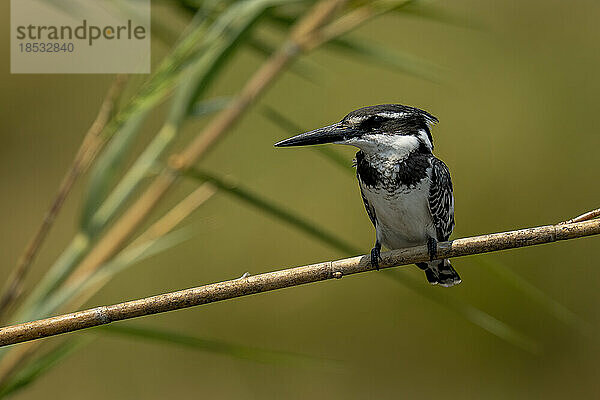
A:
[275,104,460,287]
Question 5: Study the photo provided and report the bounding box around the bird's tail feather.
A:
[416,259,461,287]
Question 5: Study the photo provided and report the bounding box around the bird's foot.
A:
[370,243,382,270]
[437,261,461,287]
[425,268,440,285]
[427,237,437,262]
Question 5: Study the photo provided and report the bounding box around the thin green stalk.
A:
[262,105,350,170]
[186,168,360,255]
[13,233,90,324]
[0,339,88,398]
[472,257,590,335]
[12,1,288,330]
[385,270,541,354]
[86,0,286,234]
[99,324,336,366]
[38,228,195,319]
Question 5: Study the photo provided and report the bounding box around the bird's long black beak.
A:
[274,123,357,147]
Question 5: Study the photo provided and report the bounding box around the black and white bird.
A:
[275,104,460,287]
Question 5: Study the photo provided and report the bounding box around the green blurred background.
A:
[1,0,600,398]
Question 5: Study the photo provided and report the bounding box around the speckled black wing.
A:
[428,157,455,241]
[359,184,377,229]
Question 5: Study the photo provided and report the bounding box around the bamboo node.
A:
[93,307,111,325]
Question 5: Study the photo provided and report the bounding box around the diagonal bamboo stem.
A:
[0,0,351,382]
[0,218,598,348]
[560,207,600,224]
[0,184,217,385]
[62,0,348,285]
[65,183,217,308]
[0,75,127,320]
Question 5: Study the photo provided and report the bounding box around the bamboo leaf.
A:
[0,339,87,398]
[79,11,212,232]
[384,270,541,354]
[84,0,297,236]
[174,0,305,118]
[45,1,289,316]
[185,168,360,255]
[189,96,233,118]
[81,111,149,232]
[393,1,485,30]
[13,233,90,324]
[327,35,442,82]
[19,8,218,320]
[98,324,335,366]
[471,257,591,335]
[36,227,196,320]
[100,7,212,137]
[81,0,258,231]
[247,36,322,83]
[261,106,351,170]
[266,7,442,81]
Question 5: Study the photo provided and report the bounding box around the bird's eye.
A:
[361,115,386,130]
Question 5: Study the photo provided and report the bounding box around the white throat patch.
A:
[359,134,418,160]
[346,132,428,162]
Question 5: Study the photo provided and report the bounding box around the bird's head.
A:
[274,104,438,159]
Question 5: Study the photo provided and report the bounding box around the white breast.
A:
[360,177,437,250]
